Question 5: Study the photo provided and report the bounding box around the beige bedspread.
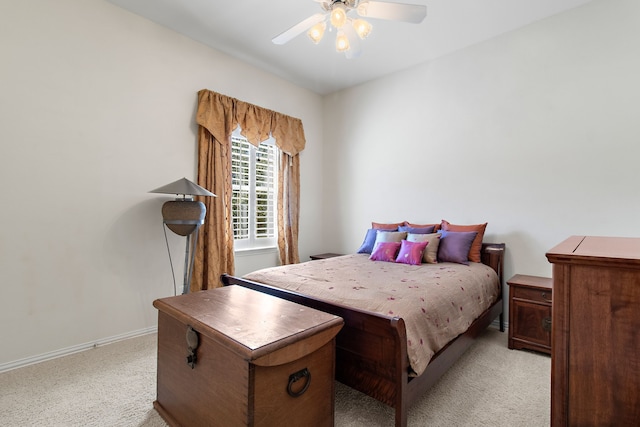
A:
[243,254,500,376]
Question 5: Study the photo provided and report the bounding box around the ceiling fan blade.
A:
[357,1,427,23]
[272,13,326,45]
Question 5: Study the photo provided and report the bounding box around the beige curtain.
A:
[277,152,300,265]
[191,89,306,291]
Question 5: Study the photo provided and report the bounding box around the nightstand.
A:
[310,252,344,260]
[507,274,552,355]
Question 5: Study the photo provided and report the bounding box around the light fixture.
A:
[330,3,348,28]
[150,177,216,295]
[307,21,326,44]
[335,30,350,52]
[352,18,372,39]
[356,2,369,17]
[303,2,372,54]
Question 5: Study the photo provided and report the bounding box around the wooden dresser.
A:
[546,236,640,426]
[153,285,343,427]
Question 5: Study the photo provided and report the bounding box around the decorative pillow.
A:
[357,229,378,254]
[369,241,402,262]
[406,222,440,231]
[407,232,441,263]
[440,220,487,263]
[372,221,406,230]
[398,225,436,234]
[374,231,408,244]
[395,240,429,265]
[437,230,477,265]
[357,228,398,254]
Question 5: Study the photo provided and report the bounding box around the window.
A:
[231,131,278,250]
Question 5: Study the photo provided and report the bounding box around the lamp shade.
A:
[149,177,216,198]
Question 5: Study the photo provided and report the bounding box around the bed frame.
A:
[221,243,505,427]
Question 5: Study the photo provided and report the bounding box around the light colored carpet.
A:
[0,328,550,426]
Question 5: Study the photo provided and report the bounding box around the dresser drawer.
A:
[511,286,552,305]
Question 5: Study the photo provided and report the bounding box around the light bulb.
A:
[352,19,372,39]
[307,21,326,44]
[330,4,347,28]
[335,31,350,52]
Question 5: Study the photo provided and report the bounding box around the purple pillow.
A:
[369,241,402,262]
[357,228,395,254]
[437,230,478,265]
[398,225,436,234]
[395,239,429,265]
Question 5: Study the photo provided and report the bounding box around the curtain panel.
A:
[191,89,306,291]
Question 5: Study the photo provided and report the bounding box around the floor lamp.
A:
[150,178,216,295]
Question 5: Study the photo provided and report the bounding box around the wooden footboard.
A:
[220,274,408,404]
[221,243,505,427]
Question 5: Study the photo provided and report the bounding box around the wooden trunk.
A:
[546,236,640,426]
[153,285,343,427]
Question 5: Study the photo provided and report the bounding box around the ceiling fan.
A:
[272,0,427,58]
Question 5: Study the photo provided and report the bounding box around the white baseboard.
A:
[0,326,158,374]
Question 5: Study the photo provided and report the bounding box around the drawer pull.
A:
[287,368,311,398]
[541,292,552,303]
[542,317,552,332]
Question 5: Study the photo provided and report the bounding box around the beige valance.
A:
[196,89,306,157]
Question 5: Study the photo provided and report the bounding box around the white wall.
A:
[3,0,638,370]
[0,0,324,368]
[323,0,640,288]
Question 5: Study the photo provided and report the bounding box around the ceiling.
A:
[106,0,594,95]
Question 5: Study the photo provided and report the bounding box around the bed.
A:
[221,242,505,427]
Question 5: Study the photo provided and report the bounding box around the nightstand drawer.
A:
[511,286,552,305]
[512,300,552,348]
